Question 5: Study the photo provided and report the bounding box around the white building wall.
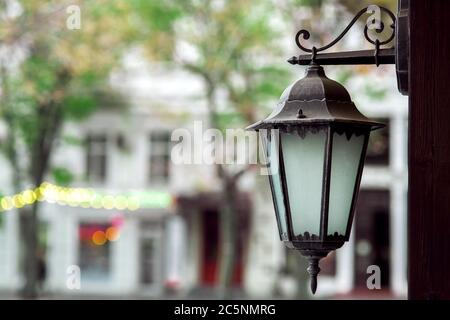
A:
[0,211,20,290]
[244,175,284,297]
[47,204,78,293]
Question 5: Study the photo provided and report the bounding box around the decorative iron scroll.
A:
[295,6,396,62]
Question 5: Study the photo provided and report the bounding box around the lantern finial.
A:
[306,256,322,294]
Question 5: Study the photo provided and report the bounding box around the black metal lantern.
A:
[245,2,410,294]
[247,63,384,293]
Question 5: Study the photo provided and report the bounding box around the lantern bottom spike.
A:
[306,257,321,294]
[300,251,330,295]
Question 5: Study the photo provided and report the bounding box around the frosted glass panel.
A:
[262,131,287,236]
[328,132,365,236]
[281,130,327,237]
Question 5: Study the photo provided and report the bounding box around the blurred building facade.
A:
[0,41,408,298]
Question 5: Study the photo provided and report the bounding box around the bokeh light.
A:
[92,230,107,246]
[106,227,120,241]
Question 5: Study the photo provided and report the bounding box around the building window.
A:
[149,131,171,185]
[140,221,162,287]
[86,134,108,183]
[78,223,111,281]
[366,118,390,166]
[354,190,390,289]
[140,238,157,285]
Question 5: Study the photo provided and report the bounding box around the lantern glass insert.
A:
[262,130,288,237]
[281,129,327,238]
[327,131,367,236]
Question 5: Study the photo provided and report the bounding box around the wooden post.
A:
[408,0,450,299]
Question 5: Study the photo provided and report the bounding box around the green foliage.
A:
[215,112,247,130]
[62,135,84,146]
[127,0,182,60]
[62,95,96,120]
[134,0,292,126]
[21,56,59,96]
[51,167,74,186]
[0,0,138,190]
[292,0,324,7]
[130,0,182,31]
[335,69,354,85]
[364,83,387,101]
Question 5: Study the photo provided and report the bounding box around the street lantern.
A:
[246,1,410,294]
[248,62,384,294]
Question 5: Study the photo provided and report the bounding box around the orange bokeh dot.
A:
[106,227,120,241]
[92,230,107,245]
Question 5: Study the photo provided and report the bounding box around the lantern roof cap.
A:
[247,64,384,131]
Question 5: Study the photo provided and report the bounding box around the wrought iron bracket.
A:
[288,0,409,95]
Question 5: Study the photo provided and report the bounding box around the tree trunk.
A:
[18,69,68,298]
[202,80,241,298]
[218,176,239,298]
[20,102,63,298]
[20,204,39,298]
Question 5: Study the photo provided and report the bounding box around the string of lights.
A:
[0,182,173,213]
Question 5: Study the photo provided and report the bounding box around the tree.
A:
[131,0,291,297]
[132,0,398,298]
[0,0,135,298]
